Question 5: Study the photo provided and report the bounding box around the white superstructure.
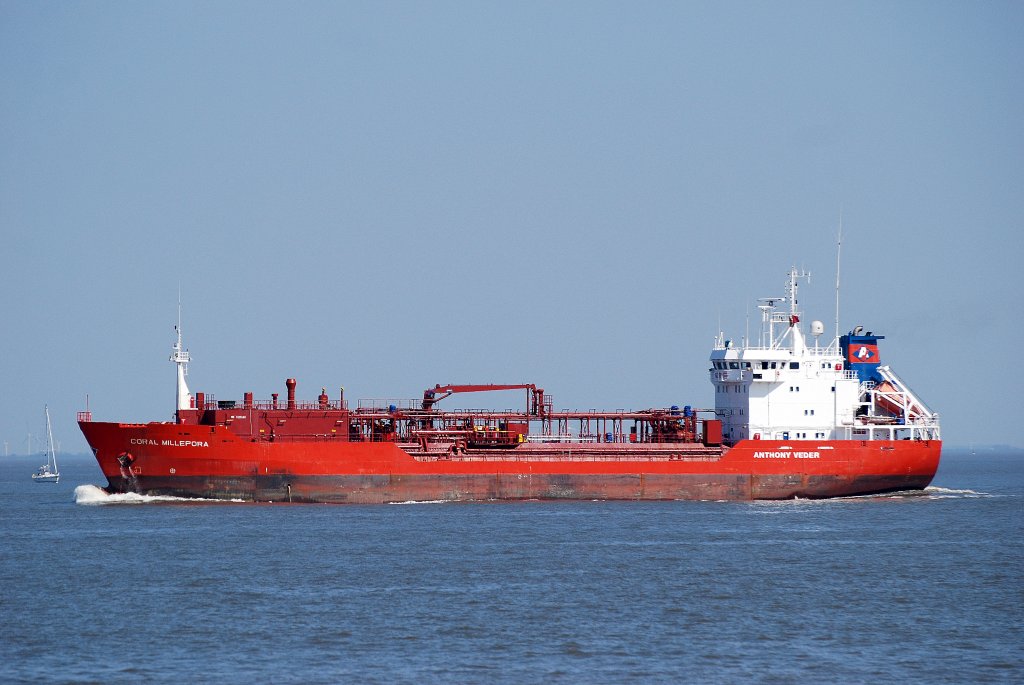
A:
[710,267,940,445]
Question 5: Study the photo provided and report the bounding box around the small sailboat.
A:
[31,406,60,483]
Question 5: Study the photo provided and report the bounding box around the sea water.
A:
[1,449,1020,683]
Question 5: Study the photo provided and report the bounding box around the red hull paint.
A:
[80,420,940,502]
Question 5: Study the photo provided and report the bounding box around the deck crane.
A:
[422,383,547,416]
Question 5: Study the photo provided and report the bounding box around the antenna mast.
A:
[834,211,843,347]
[744,303,749,349]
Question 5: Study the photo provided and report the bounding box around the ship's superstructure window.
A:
[729,362,739,369]
[789,362,799,369]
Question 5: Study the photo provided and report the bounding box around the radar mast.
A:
[171,295,193,413]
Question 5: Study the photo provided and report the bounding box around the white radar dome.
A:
[811,320,825,336]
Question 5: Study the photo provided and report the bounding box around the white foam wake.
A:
[922,486,991,498]
[831,486,993,500]
[74,484,244,505]
[747,485,993,505]
[389,499,451,505]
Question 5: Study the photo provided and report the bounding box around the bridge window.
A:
[789,362,799,370]
[729,362,740,369]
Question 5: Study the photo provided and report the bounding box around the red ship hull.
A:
[79,420,940,502]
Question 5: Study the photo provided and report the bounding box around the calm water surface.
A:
[2,449,1021,683]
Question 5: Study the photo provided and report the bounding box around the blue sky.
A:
[2,1,1022,452]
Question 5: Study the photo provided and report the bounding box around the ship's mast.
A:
[784,266,811,354]
[171,296,193,414]
[834,212,843,349]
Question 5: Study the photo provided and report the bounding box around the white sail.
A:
[31,406,60,483]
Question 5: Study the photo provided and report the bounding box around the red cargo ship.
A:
[79,268,941,502]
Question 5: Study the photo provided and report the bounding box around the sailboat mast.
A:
[45,405,57,471]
